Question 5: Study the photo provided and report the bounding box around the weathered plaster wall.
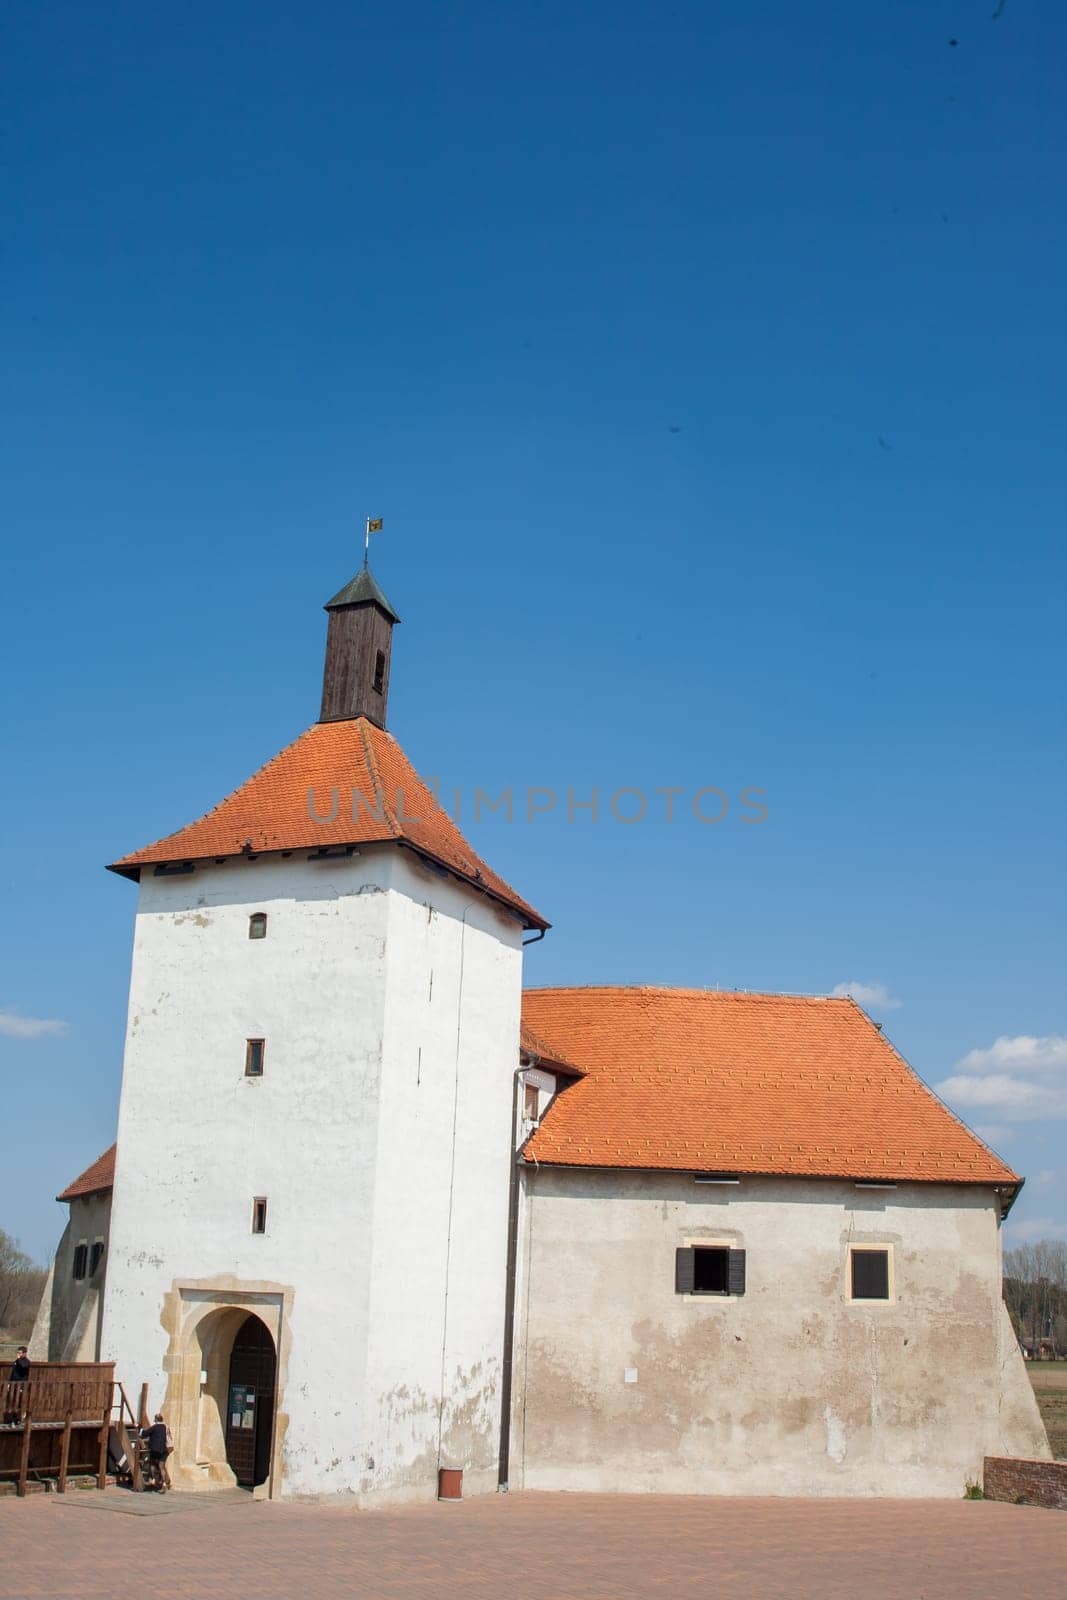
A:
[29,1192,111,1361]
[360,852,522,1502]
[101,844,522,1502]
[511,1167,1048,1497]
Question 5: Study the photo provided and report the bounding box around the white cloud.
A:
[937,1031,1067,1128]
[935,1073,1067,1120]
[831,981,902,1012]
[0,1008,69,1040]
[955,1035,1067,1076]
[1003,1216,1067,1244]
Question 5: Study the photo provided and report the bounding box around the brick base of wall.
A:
[983,1456,1067,1510]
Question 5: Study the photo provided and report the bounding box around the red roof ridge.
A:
[356,717,403,841]
[870,1017,1020,1180]
[524,985,854,1005]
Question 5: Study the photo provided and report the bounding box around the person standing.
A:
[4,1347,30,1422]
[145,1413,171,1492]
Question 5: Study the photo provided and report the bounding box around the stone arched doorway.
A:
[225,1313,276,1488]
[159,1284,291,1499]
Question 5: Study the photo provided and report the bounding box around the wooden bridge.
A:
[0,1362,145,1497]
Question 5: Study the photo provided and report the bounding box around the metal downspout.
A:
[497,1064,526,1489]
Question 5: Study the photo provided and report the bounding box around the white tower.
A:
[100,559,547,1501]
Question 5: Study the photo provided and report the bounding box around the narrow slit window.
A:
[850,1247,891,1301]
[245,1038,265,1077]
[523,1083,540,1123]
[89,1240,105,1277]
[72,1242,88,1280]
[373,650,386,693]
[249,912,267,940]
[252,1197,268,1234]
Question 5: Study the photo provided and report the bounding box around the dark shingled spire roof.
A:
[324,563,401,622]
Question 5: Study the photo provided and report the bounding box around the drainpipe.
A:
[497,1063,526,1490]
[434,907,470,1485]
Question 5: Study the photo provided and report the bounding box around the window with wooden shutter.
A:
[675,1247,696,1293]
[676,1245,746,1296]
[694,1247,729,1293]
[727,1248,747,1295]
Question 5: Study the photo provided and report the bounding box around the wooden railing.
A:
[2,1375,113,1424]
[0,1362,116,1497]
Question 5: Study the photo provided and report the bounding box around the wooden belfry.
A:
[319,518,401,727]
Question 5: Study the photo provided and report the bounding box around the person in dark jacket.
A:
[4,1346,30,1422]
[144,1413,171,1491]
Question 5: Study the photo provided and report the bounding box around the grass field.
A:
[1028,1360,1067,1461]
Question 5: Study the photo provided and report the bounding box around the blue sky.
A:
[2,1,1064,1263]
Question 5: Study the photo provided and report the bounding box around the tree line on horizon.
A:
[0,1227,47,1345]
[1003,1238,1067,1357]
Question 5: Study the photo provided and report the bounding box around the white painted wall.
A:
[511,1166,1049,1497]
[101,844,523,1501]
[360,853,523,1499]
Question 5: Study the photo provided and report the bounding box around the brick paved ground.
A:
[2,1489,1066,1600]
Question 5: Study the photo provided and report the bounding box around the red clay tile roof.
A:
[57,1144,116,1202]
[109,717,547,929]
[521,987,1019,1187]
[519,1022,587,1077]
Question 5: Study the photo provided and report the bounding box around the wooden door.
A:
[225,1315,276,1488]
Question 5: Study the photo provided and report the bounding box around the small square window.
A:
[693,1247,730,1294]
[850,1247,891,1301]
[249,913,267,940]
[252,1197,267,1234]
[72,1242,88,1280]
[676,1245,746,1296]
[245,1039,265,1077]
